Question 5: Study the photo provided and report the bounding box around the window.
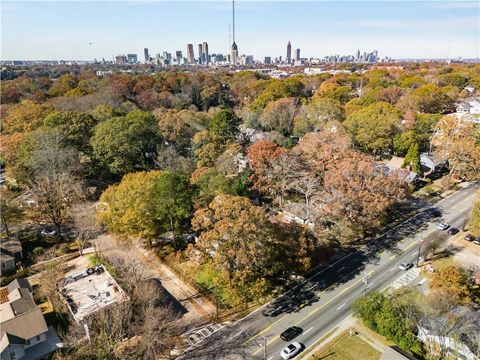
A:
[9,351,16,360]
[2,263,5,268]
[26,340,30,345]
[36,335,41,341]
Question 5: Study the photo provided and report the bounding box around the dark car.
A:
[280,326,303,341]
[447,228,459,235]
[464,234,475,242]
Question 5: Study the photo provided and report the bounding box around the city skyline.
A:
[1,1,479,61]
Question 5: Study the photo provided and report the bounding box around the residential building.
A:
[0,279,62,360]
[61,265,128,323]
[187,44,195,64]
[0,237,23,275]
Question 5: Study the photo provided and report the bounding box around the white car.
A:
[41,229,57,237]
[398,262,413,271]
[437,222,449,231]
[280,342,302,359]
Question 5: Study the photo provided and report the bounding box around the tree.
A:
[43,110,98,153]
[2,100,53,134]
[469,201,480,236]
[393,130,418,156]
[91,110,160,176]
[191,195,281,305]
[259,97,297,135]
[98,171,162,240]
[192,168,240,207]
[153,171,193,248]
[429,265,478,306]
[432,116,480,180]
[47,74,78,97]
[25,129,84,238]
[293,97,345,135]
[402,143,421,173]
[344,102,402,156]
[71,202,102,255]
[209,108,240,142]
[316,82,353,104]
[401,84,455,114]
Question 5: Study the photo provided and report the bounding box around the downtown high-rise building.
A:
[231,0,238,66]
[198,43,203,64]
[175,51,183,64]
[144,48,149,63]
[286,41,292,64]
[187,44,195,64]
[295,48,300,61]
[202,42,209,64]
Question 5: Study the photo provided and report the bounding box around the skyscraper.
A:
[202,42,209,64]
[231,0,238,65]
[295,48,300,61]
[144,48,149,63]
[175,51,183,65]
[286,41,292,64]
[187,44,195,64]
[198,43,203,64]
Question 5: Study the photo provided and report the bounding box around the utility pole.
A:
[362,272,369,297]
[416,235,424,267]
[263,337,267,360]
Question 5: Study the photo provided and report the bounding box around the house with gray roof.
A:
[0,279,62,360]
[0,237,23,276]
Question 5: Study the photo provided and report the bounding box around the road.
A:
[185,183,478,360]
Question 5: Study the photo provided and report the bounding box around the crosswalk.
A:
[183,322,225,349]
[391,268,420,289]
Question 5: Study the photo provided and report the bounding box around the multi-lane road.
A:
[182,183,478,360]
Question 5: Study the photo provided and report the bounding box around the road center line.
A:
[304,326,314,335]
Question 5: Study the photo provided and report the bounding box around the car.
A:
[464,234,475,242]
[437,222,450,230]
[447,228,459,235]
[398,262,413,271]
[473,239,480,246]
[280,326,303,341]
[41,229,57,237]
[280,342,302,359]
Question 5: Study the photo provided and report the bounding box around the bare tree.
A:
[70,202,101,255]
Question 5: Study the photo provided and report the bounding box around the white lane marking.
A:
[267,357,273,360]
[390,266,397,272]
[366,281,376,289]
[410,254,417,259]
[306,284,316,291]
[304,326,314,335]
[418,278,427,285]
[232,331,243,339]
[339,266,346,271]
[336,302,346,311]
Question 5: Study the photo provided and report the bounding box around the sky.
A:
[1,0,479,60]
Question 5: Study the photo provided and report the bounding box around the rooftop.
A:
[61,265,128,322]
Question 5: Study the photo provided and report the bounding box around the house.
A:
[417,326,476,360]
[381,157,420,184]
[0,279,62,360]
[0,237,23,276]
[61,265,128,323]
[456,102,470,114]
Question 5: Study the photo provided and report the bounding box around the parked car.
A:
[447,228,459,235]
[41,229,57,237]
[473,239,480,246]
[437,222,450,230]
[280,342,302,359]
[464,234,475,242]
[398,262,413,271]
[280,326,303,341]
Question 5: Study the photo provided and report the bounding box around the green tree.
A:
[153,171,193,248]
[43,111,98,153]
[91,110,160,176]
[344,102,402,156]
[402,143,421,173]
[469,201,480,236]
[294,97,345,135]
[193,168,239,206]
[209,108,240,142]
[393,131,418,156]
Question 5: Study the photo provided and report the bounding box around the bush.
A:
[32,246,44,258]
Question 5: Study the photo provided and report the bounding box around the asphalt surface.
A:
[238,186,478,360]
[182,183,478,360]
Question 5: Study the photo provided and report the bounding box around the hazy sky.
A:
[1,1,479,60]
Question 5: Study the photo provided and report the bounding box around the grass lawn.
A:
[312,331,381,360]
